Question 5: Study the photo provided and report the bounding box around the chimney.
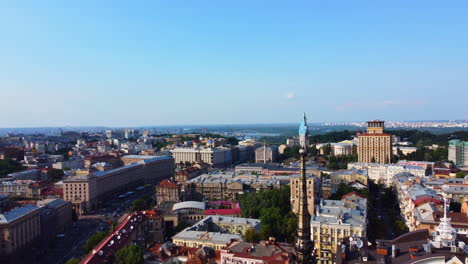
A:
[269,237,276,245]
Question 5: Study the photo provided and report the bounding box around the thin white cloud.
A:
[286,92,295,99]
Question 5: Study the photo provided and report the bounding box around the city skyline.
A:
[1,1,467,127]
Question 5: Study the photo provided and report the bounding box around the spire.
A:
[295,113,314,264]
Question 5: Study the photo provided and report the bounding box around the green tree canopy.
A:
[114,245,144,264]
[456,170,467,178]
[83,231,108,253]
[47,168,64,182]
[131,199,145,212]
[65,258,81,264]
[239,186,297,242]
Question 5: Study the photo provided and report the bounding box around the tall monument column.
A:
[295,113,314,263]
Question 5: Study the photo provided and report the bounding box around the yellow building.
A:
[358,120,392,164]
[330,169,368,193]
[311,193,367,264]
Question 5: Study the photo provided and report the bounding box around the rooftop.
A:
[0,204,39,224]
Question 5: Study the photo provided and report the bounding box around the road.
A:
[37,185,153,264]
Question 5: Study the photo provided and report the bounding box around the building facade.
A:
[156,179,180,205]
[290,175,320,215]
[311,193,367,264]
[170,147,231,168]
[358,120,392,164]
[63,156,174,214]
[0,204,41,263]
[255,145,278,163]
[448,139,468,167]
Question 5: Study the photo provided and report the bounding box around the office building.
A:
[0,204,41,263]
[170,147,232,168]
[358,120,392,164]
[448,139,468,167]
[63,156,174,214]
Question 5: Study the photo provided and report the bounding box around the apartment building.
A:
[0,180,43,198]
[290,175,321,215]
[221,240,296,264]
[311,193,367,264]
[156,179,180,205]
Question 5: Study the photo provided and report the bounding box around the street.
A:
[38,185,153,264]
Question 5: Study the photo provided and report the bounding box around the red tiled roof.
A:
[41,187,63,196]
[159,179,178,188]
[341,191,365,199]
[413,197,443,206]
[204,208,241,216]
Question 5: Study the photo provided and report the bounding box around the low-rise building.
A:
[330,169,368,193]
[172,215,259,250]
[221,240,296,264]
[156,179,180,205]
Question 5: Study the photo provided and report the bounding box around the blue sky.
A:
[0,1,467,127]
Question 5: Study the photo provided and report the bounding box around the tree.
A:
[131,199,145,211]
[65,258,81,264]
[239,186,297,242]
[370,157,376,163]
[226,137,239,145]
[83,231,108,253]
[114,245,144,264]
[322,144,332,156]
[456,170,467,178]
[0,159,23,176]
[244,228,261,243]
[47,168,64,182]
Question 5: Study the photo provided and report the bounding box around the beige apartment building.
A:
[290,175,321,215]
[156,179,180,205]
[0,204,41,263]
[358,120,392,164]
[0,180,42,198]
[311,193,367,264]
[63,156,174,215]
